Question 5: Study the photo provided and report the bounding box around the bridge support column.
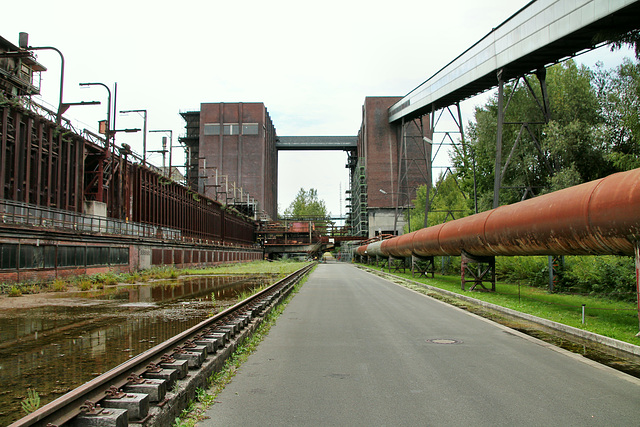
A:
[372,255,384,267]
[412,255,435,278]
[461,250,495,292]
[634,240,640,337]
[548,255,564,292]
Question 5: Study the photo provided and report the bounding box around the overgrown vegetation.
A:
[495,255,636,301]
[183,260,309,276]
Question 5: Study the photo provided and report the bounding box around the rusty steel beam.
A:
[24,115,32,204]
[46,126,53,207]
[34,118,43,206]
[12,110,21,201]
[0,107,7,199]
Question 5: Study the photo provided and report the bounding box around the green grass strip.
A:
[362,264,640,346]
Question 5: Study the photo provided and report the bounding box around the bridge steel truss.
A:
[388,0,640,212]
[493,67,552,208]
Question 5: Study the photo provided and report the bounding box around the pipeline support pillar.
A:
[635,241,640,337]
[385,256,406,274]
[412,255,435,278]
[461,250,495,292]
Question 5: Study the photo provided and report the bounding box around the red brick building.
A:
[181,103,278,220]
[348,97,430,237]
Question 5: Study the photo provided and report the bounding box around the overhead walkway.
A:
[276,136,357,151]
[389,0,640,123]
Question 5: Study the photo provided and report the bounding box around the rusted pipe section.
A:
[355,244,368,257]
[357,168,640,259]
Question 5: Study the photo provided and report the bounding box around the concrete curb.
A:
[359,265,640,358]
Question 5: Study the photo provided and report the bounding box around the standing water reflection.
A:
[0,274,277,425]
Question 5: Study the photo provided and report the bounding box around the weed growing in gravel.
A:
[184,260,310,276]
[50,278,67,292]
[78,278,93,291]
[8,285,22,297]
[236,284,267,301]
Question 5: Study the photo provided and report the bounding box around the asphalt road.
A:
[200,263,640,426]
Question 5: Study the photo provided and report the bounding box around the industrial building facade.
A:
[181,103,278,220]
[183,98,430,238]
[348,97,430,238]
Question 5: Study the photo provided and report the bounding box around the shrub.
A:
[78,278,93,291]
[50,279,68,292]
[496,256,548,287]
[8,285,22,297]
[562,255,635,301]
[93,273,118,287]
[494,254,636,302]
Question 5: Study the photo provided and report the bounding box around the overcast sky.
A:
[3,0,633,219]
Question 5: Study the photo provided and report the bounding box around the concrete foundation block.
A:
[160,359,189,379]
[72,407,128,427]
[124,378,167,402]
[103,392,149,420]
[194,338,218,353]
[173,351,204,368]
[210,328,231,341]
[203,332,226,347]
[144,368,178,388]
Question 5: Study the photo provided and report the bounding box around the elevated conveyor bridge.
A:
[276,136,357,151]
[388,0,640,123]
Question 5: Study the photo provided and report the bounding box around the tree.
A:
[452,59,614,209]
[407,171,471,232]
[282,188,329,219]
[595,58,640,170]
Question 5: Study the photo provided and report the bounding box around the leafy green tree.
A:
[595,58,640,170]
[282,188,329,219]
[452,60,614,209]
[406,171,471,232]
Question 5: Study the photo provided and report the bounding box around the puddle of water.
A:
[0,274,277,425]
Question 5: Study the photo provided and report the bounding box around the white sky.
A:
[3,0,634,219]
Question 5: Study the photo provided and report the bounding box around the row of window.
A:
[203,123,260,136]
[0,244,129,270]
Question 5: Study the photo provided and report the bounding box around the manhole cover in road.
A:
[426,338,463,345]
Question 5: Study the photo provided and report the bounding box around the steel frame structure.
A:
[1,100,257,248]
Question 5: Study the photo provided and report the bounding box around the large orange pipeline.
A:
[358,168,640,259]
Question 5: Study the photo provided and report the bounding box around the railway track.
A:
[11,263,316,427]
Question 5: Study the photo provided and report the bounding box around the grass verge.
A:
[360,264,640,346]
[172,266,313,427]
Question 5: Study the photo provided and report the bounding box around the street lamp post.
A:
[149,130,173,177]
[79,82,112,151]
[19,33,65,124]
[120,109,147,166]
